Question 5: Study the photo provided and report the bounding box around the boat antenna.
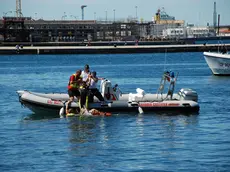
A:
[163,48,167,72]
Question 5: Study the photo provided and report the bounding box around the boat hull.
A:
[204,52,230,75]
[17,90,199,116]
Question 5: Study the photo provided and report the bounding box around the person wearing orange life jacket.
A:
[67,70,82,103]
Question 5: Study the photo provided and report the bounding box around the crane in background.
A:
[16,0,23,17]
[81,5,87,20]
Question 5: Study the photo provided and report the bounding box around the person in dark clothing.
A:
[221,45,227,54]
[78,81,89,109]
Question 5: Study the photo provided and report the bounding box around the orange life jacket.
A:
[68,74,82,90]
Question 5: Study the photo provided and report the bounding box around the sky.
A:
[1,0,229,26]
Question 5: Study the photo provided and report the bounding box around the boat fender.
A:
[128,101,144,114]
[59,107,65,118]
[138,106,144,114]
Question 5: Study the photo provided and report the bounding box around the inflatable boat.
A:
[17,72,199,117]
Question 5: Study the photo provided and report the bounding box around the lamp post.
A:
[113,9,116,22]
[105,10,107,23]
[135,6,138,20]
[94,12,96,20]
[113,9,116,41]
[35,13,37,20]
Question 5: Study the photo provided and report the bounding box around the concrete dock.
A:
[0,44,229,55]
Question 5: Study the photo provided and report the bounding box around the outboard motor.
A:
[178,88,198,102]
[100,79,120,102]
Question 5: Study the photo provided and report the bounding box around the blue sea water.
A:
[195,39,230,45]
[1,52,230,172]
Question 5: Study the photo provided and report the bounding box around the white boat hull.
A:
[17,90,199,116]
[204,52,230,75]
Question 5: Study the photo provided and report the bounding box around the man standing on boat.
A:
[81,64,90,81]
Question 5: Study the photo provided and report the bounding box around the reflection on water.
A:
[207,74,230,83]
[66,116,113,162]
[68,117,96,144]
[67,116,111,147]
[23,113,59,120]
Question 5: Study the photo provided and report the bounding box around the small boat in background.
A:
[203,44,230,75]
[203,51,230,75]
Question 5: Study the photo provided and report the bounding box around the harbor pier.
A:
[0,44,229,55]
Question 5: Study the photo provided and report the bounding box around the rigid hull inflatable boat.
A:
[17,72,199,116]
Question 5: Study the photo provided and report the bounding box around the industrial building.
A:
[0,7,184,42]
[0,17,140,42]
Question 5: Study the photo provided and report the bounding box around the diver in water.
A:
[63,100,111,117]
[65,106,111,117]
[80,107,111,116]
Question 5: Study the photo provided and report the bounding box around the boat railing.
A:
[157,71,178,100]
[217,40,228,54]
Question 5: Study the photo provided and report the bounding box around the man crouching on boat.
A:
[67,70,82,103]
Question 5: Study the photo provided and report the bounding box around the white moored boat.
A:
[203,51,230,75]
[17,72,199,117]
